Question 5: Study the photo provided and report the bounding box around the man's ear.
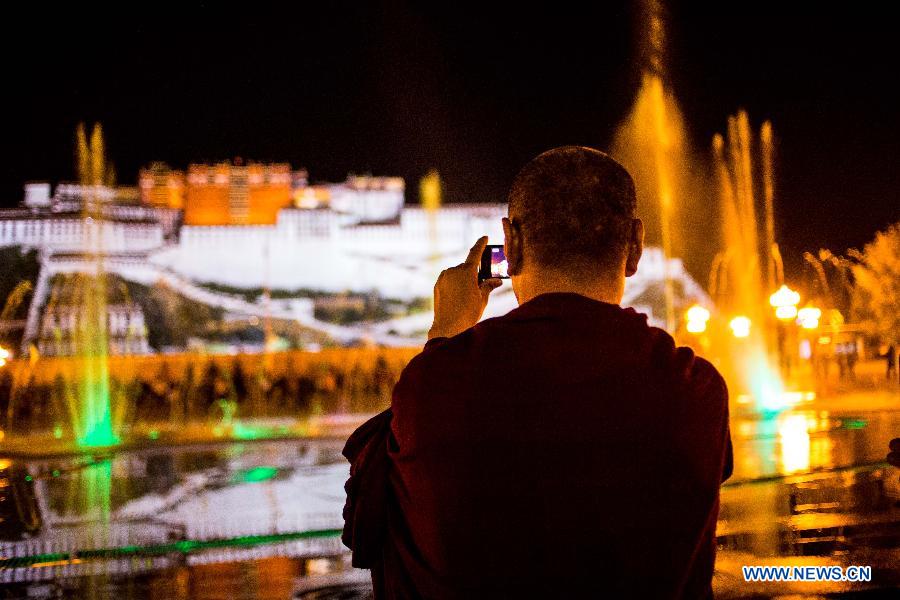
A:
[625,218,644,277]
[502,217,523,276]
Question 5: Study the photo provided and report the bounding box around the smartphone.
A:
[479,244,510,282]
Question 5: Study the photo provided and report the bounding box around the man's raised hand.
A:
[428,236,502,340]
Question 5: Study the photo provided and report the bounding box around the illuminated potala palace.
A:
[0,162,709,352]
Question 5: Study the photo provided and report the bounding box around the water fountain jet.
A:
[70,122,118,447]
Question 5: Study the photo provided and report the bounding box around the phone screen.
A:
[479,244,509,280]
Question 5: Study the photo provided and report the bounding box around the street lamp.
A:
[685,304,710,334]
[770,284,800,320]
[797,306,822,329]
[729,316,751,338]
[0,346,9,368]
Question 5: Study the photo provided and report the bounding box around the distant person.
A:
[0,369,12,429]
[342,147,733,598]
[231,360,249,404]
[889,438,900,478]
[198,362,223,411]
[885,345,897,381]
[836,342,848,380]
[846,341,858,381]
[295,372,316,416]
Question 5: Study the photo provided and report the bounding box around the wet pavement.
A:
[714,397,900,597]
[1,392,898,599]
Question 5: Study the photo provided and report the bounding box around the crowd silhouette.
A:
[0,350,409,437]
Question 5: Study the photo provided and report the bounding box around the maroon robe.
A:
[344,292,732,598]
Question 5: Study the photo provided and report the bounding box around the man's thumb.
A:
[479,278,502,300]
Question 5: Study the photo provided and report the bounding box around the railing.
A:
[0,527,345,583]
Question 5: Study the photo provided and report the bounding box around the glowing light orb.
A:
[775,305,798,320]
[685,304,710,334]
[686,304,710,322]
[729,316,751,338]
[686,320,707,334]
[769,284,800,308]
[797,306,822,329]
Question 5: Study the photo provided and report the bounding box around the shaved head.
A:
[508,146,636,270]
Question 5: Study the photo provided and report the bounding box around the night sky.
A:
[4,2,898,281]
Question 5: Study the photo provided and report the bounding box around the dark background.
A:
[3,2,898,280]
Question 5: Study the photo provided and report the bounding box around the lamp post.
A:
[770,284,801,320]
[769,284,801,378]
[684,305,711,353]
[729,316,751,339]
[685,305,711,334]
[797,306,822,330]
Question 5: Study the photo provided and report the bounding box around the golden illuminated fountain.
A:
[612,0,691,332]
[614,1,792,412]
[709,112,789,411]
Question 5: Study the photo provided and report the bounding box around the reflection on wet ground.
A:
[0,440,350,596]
[1,403,898,598]
[715,406,900,597]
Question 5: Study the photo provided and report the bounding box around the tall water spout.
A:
[712,112,787,412]
[72,122,118,447]
[612,0,692,331]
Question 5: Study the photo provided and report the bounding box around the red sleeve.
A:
[674,353,733,489]
[390,336,457,457]
[704,365,733,484]
[721,394,734,483]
